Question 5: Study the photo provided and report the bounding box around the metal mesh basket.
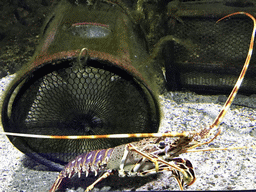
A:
[3,58,160,166]
[165,3,256,94]
[1,1,163,169]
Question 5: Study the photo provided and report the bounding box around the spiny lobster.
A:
[1,12,256,191]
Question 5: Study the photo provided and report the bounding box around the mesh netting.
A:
[167,15,256,93]
[174,17,252,64]
[9,59,159,164]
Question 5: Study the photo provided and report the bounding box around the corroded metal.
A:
[1,0,164,170]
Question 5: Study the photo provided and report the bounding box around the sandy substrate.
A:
[0,75,256,192]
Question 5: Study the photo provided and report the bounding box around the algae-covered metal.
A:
[1,0,164,170]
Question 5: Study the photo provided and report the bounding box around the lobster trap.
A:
[165,0,256,93]
[1,0,163,170]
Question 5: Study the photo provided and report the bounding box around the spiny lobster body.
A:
[50,136,196,191]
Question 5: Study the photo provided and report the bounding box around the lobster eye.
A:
[159,141,166,149]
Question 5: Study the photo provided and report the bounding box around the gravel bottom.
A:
[0,75,256,192]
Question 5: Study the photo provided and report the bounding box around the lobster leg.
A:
[134,166,186,190]
[126,143,190,182]
[133,157,195,190]
[172,170,187,190]
[127,143,160,172]
[50,171,66,192]
[85,170,113,192]
[119,143,130,177]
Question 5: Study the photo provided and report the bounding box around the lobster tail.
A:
[50,148,114,191]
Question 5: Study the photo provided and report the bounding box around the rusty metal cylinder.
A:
[1,0,164,170]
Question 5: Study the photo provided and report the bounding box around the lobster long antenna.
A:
[200,12,256,138]
[0,131,191,139]
[186,145,256,153]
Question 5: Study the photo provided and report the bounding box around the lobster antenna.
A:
[200,12,256,139]
[0,131,190,139]
[186,144,256,153]
[1,12,255,140]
